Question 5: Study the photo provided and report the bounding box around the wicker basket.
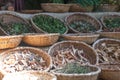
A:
[23,33,60,47]
[65,13,102,33]
[30,14,68,34]
[61,33,100,44]
[99,64,120,80]
[0,35,23,49]
[69,4,93,12]
[2,71,56,80]
[98,4,119,12]
[0,12,36,35]
[48,41,98,65]
[92,38,120,80]
[0,47,52,75]
[100,14,120,39]
[41,3,71,13]
[51,65,101,80]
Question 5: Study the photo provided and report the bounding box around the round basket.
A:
[92,38,120,80]
[0,47,52,75]
[98,4,119,12]
[48,41,98,67]
[23,33,60,47]
[0,35,23,49]
[30,14,68,34]
[41,3,71,13]
[65,13,102,33]
[100,14,120,39]
[0,12,36,35]
[51,65,101,80]
[61,33,100,44]
[2,71,56,80]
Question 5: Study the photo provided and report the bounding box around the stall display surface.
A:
[0,11,119,80]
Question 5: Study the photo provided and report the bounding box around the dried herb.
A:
[104,18,120,32]
[52,45,89,69]
[96,43,120,64]
[33,15,67,34]
[0,22,34,35]
[1,50,47,73]
[55,62,91,74]
[70,20,97,33]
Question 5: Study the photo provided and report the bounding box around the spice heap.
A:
[104,18,120,32]
[96,43,120,64]
[33,15,67,34]
[52,45,89,69]
[55,62,91,74]
[70,20,96,33]
[1,50,47,73]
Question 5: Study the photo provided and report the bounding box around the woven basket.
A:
[51,65,101,80]
[48,41,98,65]
[0,35,23,49]
[61,33,100,44]
[99,64,120,80]
[69,4,93,12]
[2,71,56,80]
[0,47,52,75]
[65,13,102,33]
[31,14,68,34]
[23,33,60,47]
[92,38,120,80]
[0,12,36,35]
[100,14,120,39]
[98,4,119,12]
[41,3,71,13]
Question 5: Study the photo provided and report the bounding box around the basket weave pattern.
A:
[23,33,60,46]
[41,3,71,13]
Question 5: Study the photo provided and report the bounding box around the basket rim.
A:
[0,35,23,38]
[92,38,120,49]
[3,71,57,80]
[98,63,120,71]
[30,13,68,34]
[51,65,101,76]
[65,13,103,33]
[24,33,60,36]
[0,47,52,74]
[61,33,100,38]
[48,41,99,65]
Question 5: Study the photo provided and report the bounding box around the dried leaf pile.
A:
[96,43,120,64]
[52,45,90,69]
[1,50,47,73]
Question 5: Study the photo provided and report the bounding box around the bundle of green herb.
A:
[0,22,34,35]
[33,15,67,34]
[56,62,91,74]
